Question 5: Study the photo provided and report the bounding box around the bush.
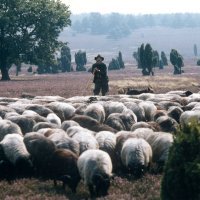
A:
[161,122,200,200]
[108,58,120,70]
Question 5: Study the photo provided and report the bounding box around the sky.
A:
[62,0,200,15]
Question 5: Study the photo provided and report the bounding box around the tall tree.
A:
[194,44,198,57]
[75,50,87,71]
[0,0,71,80]
[170,49,184,74]
[161,51,168,66]
[117,51,125,69]
[60,44,71,72]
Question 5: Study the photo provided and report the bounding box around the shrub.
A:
[108,58,120,70]
[161,122,200,200]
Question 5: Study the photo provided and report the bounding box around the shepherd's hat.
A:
[94,54,104,61]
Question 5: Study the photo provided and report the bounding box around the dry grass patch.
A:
[110,75,199,94]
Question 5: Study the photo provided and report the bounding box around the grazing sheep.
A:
[23,133,80,191]
[75,104,87,115]
[180,110,200,129]
[22,110,48,123]
[5,115,36,135]
[51,135,80,156]
[23,133,56,176]
[167,106,184,123]
[121,138,152,177]
[66,126,94,137]
[33,122,58,132]
[72,115,117,133]
[131,122,153,132]
[47,113,61,126]
[156,116,179,133]
[105,113,126,131]
[139,101,157,121]
[144,132,174,170]
[103,101,127,118]
[4,112,20,118]
[106,109,137,131]
[153,110,167,121]
[46,102,76,122]
[157,101,182,110]
[25,104,53,117]
[0,105,16,118]
[124,102,146,122]
[45,129,80,156]
[71,131,99,154]
[84,103,105,123]
[61,120,80,132]
[0,120,22,141]
[0,134,33,178]
[78,149,113,197]
[48,149,81,193]
[95,131,117,171]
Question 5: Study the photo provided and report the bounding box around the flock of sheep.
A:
[0,91,200,197]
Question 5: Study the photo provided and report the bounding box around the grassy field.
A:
[0,64,200,199]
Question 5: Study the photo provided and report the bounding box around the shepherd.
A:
[92,54,109,96]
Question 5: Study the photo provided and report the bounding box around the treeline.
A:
[71,13,200,39]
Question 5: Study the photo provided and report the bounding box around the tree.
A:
[108,58,120,70]
[60,44,71,72]
[133,43,155,75]
[194,44,198,57]
[170,49,184,74]
[0,0,71,80]
[152,50,159,68]
[117,51,125,69]
[161,51,168,66]
[140,43,154,75]
[75,50,87,71]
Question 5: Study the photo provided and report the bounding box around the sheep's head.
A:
[93,173,111,197]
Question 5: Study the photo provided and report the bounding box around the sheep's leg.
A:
[54,179,57,186]
[88,184,95,197]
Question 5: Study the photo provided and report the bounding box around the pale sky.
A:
[62,0,200,14]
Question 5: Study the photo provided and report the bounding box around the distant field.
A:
[3,64,200,98]
[60,27,200,63]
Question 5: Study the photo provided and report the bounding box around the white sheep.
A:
[144,132,174,170]
[124,102,146,122]
[0,134,33,177]
[46,102,76,121]
[61,120,80,132]
[5,115,36,135]
[47,113,61,126]
[106,109,137,131]
[121,138,152,177]
[46,129,80,155]
[71,131,99,154]
[95,131,117,170]
[103,101,127,118]
[0,119,22,141]
[77,149,113,197]
[84,103,105,123]
[139,101,157,121]
[180,110,200,129]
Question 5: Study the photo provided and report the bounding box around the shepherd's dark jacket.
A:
[91,63,108,83]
